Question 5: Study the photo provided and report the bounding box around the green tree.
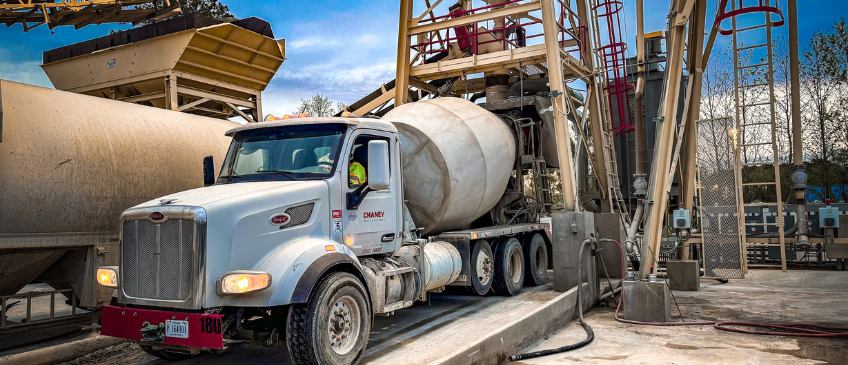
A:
[294,94,338,117]
[136,0,234,23]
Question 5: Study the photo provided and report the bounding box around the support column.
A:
[639,0,691,278]
[789,0,802,167]
[576,0,611,211]
[164,74,178,111]
[395,0,413,107]
[681,0,708,259]
[541,0,576,211]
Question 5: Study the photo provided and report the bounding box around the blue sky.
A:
[0,0,845,116]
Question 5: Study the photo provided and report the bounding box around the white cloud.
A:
[289,37,341,49]
[0,61,53,88]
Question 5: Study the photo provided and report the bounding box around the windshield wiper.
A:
[255,169,297,180]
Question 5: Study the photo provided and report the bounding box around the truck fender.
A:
[290,252,362,303]
[265,238,365,305]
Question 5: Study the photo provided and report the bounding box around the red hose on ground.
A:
[600,238,848,337]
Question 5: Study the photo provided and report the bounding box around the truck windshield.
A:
[219,124,347,183]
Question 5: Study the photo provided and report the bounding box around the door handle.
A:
[381,234,395,242]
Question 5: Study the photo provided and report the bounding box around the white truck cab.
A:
[98,99,553,365]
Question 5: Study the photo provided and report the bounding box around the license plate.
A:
[165,320,189,338]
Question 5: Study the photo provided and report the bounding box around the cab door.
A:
[341,131,400,255]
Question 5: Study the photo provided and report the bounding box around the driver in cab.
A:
[349,146,367,187]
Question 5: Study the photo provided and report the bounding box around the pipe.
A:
[509,238,596,361]
[788,0,803,167]
[624,202,644,259]
[634,0,646,176]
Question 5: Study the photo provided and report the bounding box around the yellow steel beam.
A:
[395,0,413,106]
[178,85,256,109]
[354,87,396,116]
[541,0,576,210]
[410,44,548,80]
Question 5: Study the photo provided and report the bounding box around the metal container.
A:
[383,98,516,235]
[422,241,462,290]
[0,80,236,301]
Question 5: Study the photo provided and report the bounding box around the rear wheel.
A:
[286,272,371,365]
[523,233,550,286]
[492,237,525,296]
[466,240,494,296]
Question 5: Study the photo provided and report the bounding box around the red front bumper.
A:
[101,305,224,349]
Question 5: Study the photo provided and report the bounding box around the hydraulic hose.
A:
[509,238,596,361]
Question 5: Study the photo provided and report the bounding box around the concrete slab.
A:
[622,280,671,322]
[666,260,699,291]
[38,282,593,365]
[511,270,848,365]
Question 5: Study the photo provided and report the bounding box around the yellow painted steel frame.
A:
[639,0,698,278]
[0,0,181,31]
[392,0,623,211]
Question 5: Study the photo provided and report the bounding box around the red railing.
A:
[593,0,634,134]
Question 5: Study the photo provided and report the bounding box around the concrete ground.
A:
[511,270,848,365]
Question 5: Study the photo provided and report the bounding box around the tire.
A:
[286,272,371,365]
[138,345,193,361]
[491,237,525,296]
[523,233,550,286]
[466,240,495,296]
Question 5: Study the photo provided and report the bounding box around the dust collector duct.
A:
[382,98,515,235]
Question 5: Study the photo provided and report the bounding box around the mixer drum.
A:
[382,98,516,235]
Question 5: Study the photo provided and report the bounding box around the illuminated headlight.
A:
[217,271,271,295]
[96,267,118,288]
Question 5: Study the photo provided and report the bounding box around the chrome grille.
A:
[282,203,314,228]
[122,218,195,301]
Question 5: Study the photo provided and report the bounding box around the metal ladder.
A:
[729,0,786,272]
[603,130,631,225]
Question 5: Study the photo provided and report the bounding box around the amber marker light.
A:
[219,272,271,295]
[96,267,118,288]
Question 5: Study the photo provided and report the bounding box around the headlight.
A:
[97,267,118,288]
[218,271,271,295]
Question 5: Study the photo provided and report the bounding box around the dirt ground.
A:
[510,270,848,365]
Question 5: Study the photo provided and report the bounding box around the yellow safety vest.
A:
[349,162,367,186]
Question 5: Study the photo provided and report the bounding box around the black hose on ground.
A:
[509,238,596,361]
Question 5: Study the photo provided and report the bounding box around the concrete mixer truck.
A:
[98,96,565,364]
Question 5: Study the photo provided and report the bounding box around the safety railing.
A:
[411,0,585,66]
[1,288,88,330]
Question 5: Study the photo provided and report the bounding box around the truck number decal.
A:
[198,317,222,334]
[360,247,383,254]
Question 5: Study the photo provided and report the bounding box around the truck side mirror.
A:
[203,156,215,186]
[367,140,390,191]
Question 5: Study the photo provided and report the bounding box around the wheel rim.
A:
[327,295,361,355]
[476,250,494,286]
[509,248,523,284]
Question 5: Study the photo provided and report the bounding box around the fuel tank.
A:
[382,98,516,235]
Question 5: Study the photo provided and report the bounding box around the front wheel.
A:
[286,272,371,365]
